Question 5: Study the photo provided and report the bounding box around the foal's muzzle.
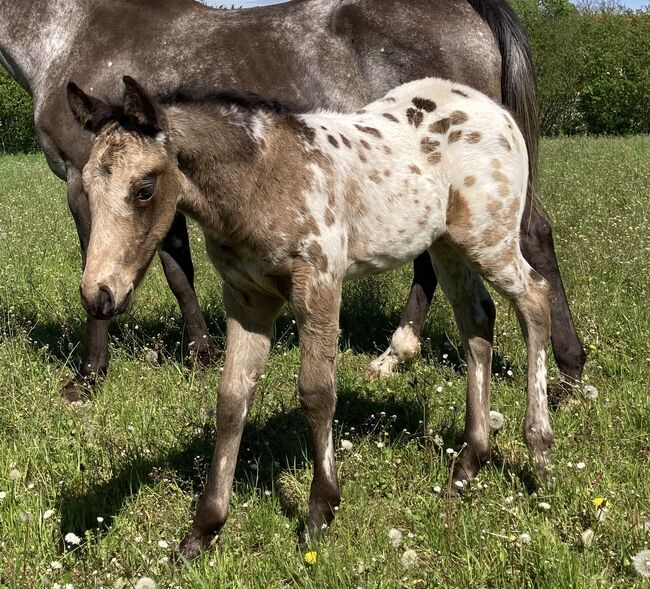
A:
[80,283,133,320]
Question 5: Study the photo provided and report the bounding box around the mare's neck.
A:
[168,102,274,240]
[0,0,85,94]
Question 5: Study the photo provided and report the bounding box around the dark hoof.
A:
[186,338,219,370]
[60,376,95,402]
[177,529,215,561]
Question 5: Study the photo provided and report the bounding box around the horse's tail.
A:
[466,0,539,202]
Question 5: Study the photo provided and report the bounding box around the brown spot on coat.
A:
[369,169,382,184]
[382,113,399,122]
[450,110,468,125]
[499,135,512,151]
[466,131,481,144]
[446,187,471,239]
[448,129,462,143]
[464,175,476,187]
[428,151,442,165]
[340,134,351,148]
[412,97,437,112]
[409,164,421,175]
[382,145,392,155]
[358,152,367,163]
[359,139,371,150]
[420,137,440,153]
[306,242,328,273]
[429,117,451,134]
[492,170,508,184]
[324,208,336,226]
[382,97,396,103]
[327,134,339,148]
[355,125,382,138]
[406,108,424,128]
[451,88,469,97]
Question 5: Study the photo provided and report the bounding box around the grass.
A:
[0,136,648,588]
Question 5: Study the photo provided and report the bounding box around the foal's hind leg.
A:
[368,253,436,375]
[428,242,496,487]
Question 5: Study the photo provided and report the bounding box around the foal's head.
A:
[68,77,182,319]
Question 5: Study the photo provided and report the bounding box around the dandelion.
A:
[401,548,417,569]
[135,578,157,589]
[340,439,353,451]
[8,468,21,481]
[96,516,104,523]
[581,528,595,548]
[632,550,650,577]
[158,540,169,549]
[489,411,505,432]
[388,528,403,547]
[145,349,159,364]
[518,533,532,545]
[592,497,608,508]
[583,385,598,400]
[304,551,318,565]
[538,502,551,512]
[64,532,81,545]
[43,509,55,520]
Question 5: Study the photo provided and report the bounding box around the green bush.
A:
[0,69,38,153]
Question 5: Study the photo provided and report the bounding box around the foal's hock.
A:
[68,75,553,558]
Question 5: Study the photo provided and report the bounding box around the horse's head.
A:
[67,76,182,319]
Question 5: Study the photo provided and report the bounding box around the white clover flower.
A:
[52,584,61,589]
[576,461,586,470]
[135,578,157,589]
[157,539,169,549]
[64,584,74,589]
[433,486,442,494]
[581,528,595,548]
[583,385,599,400]
[436,386,443,393]
[96,516,104,523]
[8,468,21,481]
[505,496,514,504]
[538,502,551,512]
[42,509,55,520]
[400,549,417,569]
[489,411,505,432]
[0,491,6,500]
[445,448,455,456]
[632,549,650,577]
[388,528,403,547]
[376,441,385,448]
[50,561,63,570]
[340,439,353,451]
[518,533,532,545]
[134,534,143,543]
[64,532,81,545]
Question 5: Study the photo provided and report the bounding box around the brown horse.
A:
[0,0,585,399]
[67,75,555,558]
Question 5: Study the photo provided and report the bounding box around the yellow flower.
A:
[304,551,318,565]
[592,497,608,508]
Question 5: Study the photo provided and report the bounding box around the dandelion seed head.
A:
[388,528,403,547]
[8,468,21,481]
[43,509,55,520]
[64,532,81,545]
[489,411,505,431]
[135,577,157,589]
[50,560,63,570]
[632,549,650,577]
[340,439,353,451]
[583,385,599,400]
[581,528,595,548]
[401,549,417,569]
[538,502,551,512]
[519,533,532,545]
[158,540,169,549]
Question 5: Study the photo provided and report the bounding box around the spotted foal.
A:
[67,76,554,558]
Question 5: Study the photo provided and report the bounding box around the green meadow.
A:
[0,136,648,588]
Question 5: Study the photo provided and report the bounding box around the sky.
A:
[206,0,647,10]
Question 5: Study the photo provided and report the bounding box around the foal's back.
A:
[294,78,528,279]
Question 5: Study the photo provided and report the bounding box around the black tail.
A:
[466,0,539,200]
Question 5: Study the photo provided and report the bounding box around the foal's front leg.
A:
[180,284,283,559]
[292,270,342,541]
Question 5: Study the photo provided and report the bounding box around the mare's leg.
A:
[62,167,109,401]
[521,201,586,385]
[368,253,436,375]
[180,284,283,559]
[159,213,215,367]
[292,267,342,541]
[428,242,495,487]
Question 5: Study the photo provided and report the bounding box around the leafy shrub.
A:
[0,69,38,153]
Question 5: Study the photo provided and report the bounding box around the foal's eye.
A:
[136,182,155,204]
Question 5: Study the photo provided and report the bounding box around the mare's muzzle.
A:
[80,283,133,320]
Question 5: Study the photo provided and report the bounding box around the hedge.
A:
[0,0,648,151]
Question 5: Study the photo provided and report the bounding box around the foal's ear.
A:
[122,76,166,136]
[67,82,110,133]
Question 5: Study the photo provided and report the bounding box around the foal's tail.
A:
[466,0,539,208]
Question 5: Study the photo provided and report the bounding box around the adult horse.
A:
[0,0,585,400]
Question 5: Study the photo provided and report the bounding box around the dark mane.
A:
[158,85,303,116]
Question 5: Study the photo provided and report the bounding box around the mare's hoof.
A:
[365,350,399,378]
[60,377,95,403]
[187,338,219,370]
[177,530,214,561]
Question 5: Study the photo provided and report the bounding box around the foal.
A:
[67,76,554,558]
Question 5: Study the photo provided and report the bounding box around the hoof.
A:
[187,338,219,370]
[60,376,95,403]
[177,529,215,561]
[366,348,400,377]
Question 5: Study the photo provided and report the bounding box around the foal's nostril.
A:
[97,284,116,317]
